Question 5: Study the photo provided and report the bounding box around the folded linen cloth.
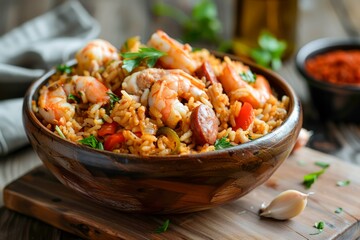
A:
[0,0,100,157]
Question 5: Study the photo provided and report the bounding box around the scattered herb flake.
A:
[314,161,330,169]
[107,92,120,109]
[336,180,350,187]
[156,219,170,233]
[239,70,257,83]
[310,221,325,235]
[335,207,343,214]
[78,135,103,150]
[55,125,66,139]
[68,94,80,103]
[121,47,166,72]
[214,136,233,150]
[303,168,325,189]
[56,64,72,74]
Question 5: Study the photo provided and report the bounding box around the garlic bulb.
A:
[259,190,309,220]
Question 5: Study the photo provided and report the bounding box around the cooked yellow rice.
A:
[35,35,289,156]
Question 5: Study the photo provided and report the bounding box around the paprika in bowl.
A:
[296,37,360,122]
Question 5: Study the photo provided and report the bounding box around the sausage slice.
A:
[190,104,219,145]
[195,61,219,85]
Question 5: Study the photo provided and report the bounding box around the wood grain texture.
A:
[4,147,360,240]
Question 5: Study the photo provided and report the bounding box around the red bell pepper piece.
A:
[235,102,255,130]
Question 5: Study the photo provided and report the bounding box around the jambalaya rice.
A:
[34,30,289,156]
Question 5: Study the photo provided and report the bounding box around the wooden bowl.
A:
[23,55,302,214]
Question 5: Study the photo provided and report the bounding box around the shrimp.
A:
[64,76,110,105]
[218,63,271,108]
[148,80,188,128]
[122,68,207,128]
[38,85,75,126]
[39,76,111,125]
[147,30,197,74]
[75,39,119,73]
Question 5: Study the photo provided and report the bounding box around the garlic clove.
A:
[259,190,309,220]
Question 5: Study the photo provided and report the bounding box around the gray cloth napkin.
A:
[0,0,100,157]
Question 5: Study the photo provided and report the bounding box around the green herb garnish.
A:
[55,125,66,139]
[107,92,120,109]
[310,221,325,235]
[78,135,103,150]
[215,136,233,150]
[56,64,72,74]
[314,161,330,169]
[68,94,80,103]
[155,219,170,233]
[303,169,325,189]
[335,207,343,214]
[121,47,166,72]
[153,0,223,48]
[303,161,329,189]
[239,70,257,83]
[250,31,287,70]
[336,180,350,187]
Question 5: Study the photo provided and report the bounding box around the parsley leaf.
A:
[155,219,170,233]
[215,136,233,150]
[314,161,330,169]
[78,135,103,150]
[121,47,166,72]
[56,64,72,74]
[310,221,325,235]
[250,31,287,70]
[303,161,329,189]
[68,94,80,103]
[336,180,350,187]
[303,169,325,189]
[335,207,343,214]
[153,0,222,46]
[107,92,120,109]
[239,70,257,83]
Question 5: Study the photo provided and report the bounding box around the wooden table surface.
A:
[0,0,360,239]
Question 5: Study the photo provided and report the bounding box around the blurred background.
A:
[1,0,358,101]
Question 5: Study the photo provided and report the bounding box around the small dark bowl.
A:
[296,37,360,122]
[23,55,302,214]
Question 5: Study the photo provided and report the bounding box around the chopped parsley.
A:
[68,94,80,103]
[314,161,330,169]
[55,125,66,139]
[121,47,166,72]
[310,221,325,235]
[239,70,257,83]
[214,136,233,150]
[335,207,343,214]
[155,219,170,233]
[78,135,104,150]
[303,162,329,189]
[56,64,72,74]
[303,169,325,189]
[336,180,350,187]
[107,92,120,109]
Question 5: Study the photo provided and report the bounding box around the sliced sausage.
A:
[195,61,219,85]
[190,104,219,145]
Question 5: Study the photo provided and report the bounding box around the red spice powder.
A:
[305,50,360,85]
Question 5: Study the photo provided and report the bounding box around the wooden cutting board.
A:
[3,148,360,240]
